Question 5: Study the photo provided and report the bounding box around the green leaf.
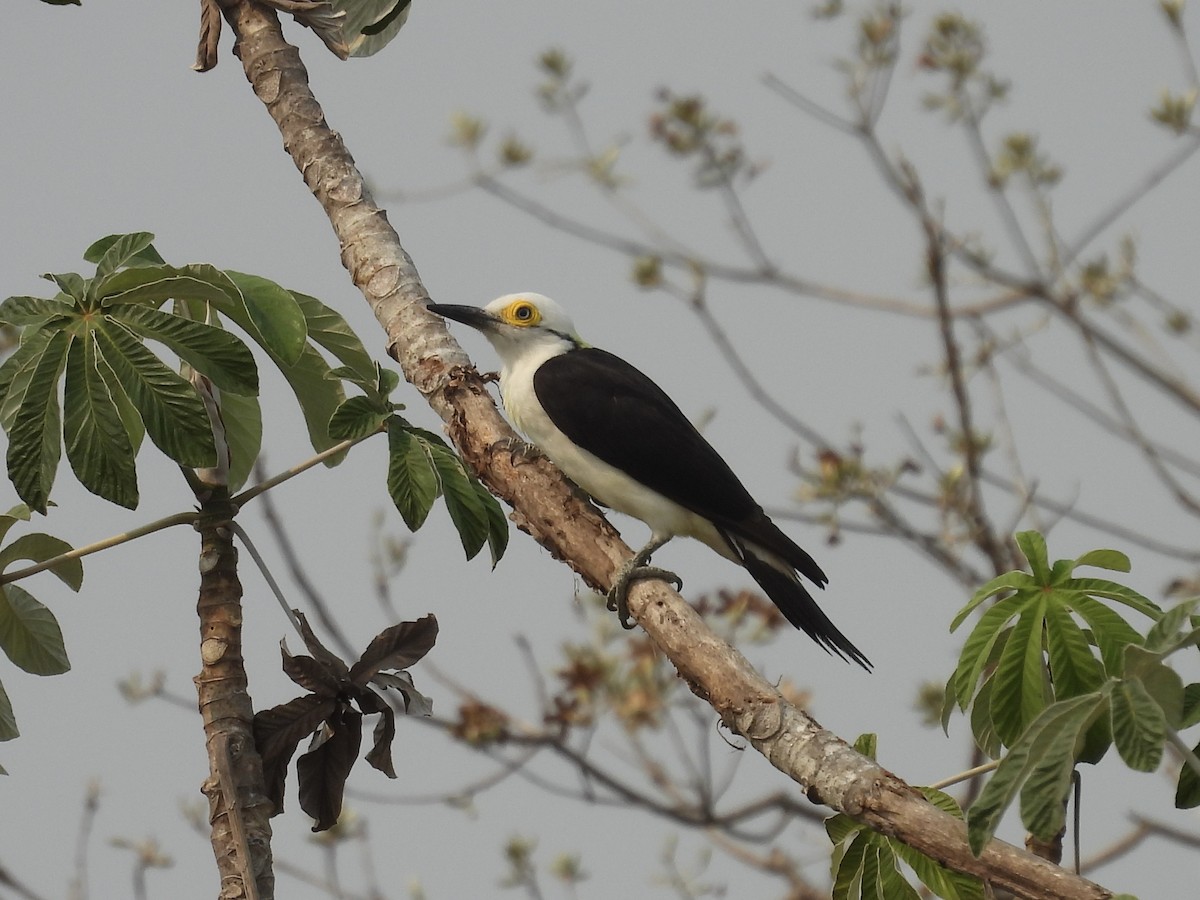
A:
[0,327,55,427]
[1110,678,1165,772]
[225,272,307,366]
[419,428,492,559]
[290,292,376,384]
[219,391,262,492]
[831,830,869,899]
[952,593,1027,710]
[41,272,86,302]
[329,395,389,441]
[1144,597,1200,655]
[0,296,74,327]
[0,678,16,741]
[1044,602,1104,700]
[83,232,164,268]
[482,484,509,567]
[1014,531,1049,581]
[1063,578,1161,621]
[1018,735,1077,842]
[98,263,238,308]
[1182,683,1200,729]
[94,351,145,454]
[989,599,1047,746]
[108,306,259,396]
[1072,548,1130,573]
[93,321,216,468]
[1071,595,1144,675]
[0,584,70,675]
[0,533,82,591]
[1175,740,1200,809]
[90,232,159,289]
[62,335,139,508]
[968,672,1003,759]
[1123,645,1184,727]
[853,732,878,758]
[967,691,1107,855]
[950,570,1030,632]
[386,420,439,531]
[6,330,70,513]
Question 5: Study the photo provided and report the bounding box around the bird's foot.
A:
[491,435,542,467]
[606,555,683,629]
[479,369,501,384]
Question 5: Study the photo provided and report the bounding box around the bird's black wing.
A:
[533,348,826,584]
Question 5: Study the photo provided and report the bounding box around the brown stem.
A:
[194,490,274,899]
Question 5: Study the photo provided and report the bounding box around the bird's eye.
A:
[507,301,540,325]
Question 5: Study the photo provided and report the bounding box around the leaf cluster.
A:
[0,504,83,759]
[254,611,436,831]
[0,232,377,511]
[944,532,1200,854]
[827,735,983,900]
[327,367,508,565]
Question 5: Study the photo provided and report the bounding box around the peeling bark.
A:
[195,491,274,899]
[211,4,1115,898]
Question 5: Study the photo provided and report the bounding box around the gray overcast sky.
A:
[2,2,1199,898]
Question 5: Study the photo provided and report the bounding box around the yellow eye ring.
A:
[504,301,541,326]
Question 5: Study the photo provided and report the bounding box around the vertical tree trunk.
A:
[194,490,274,899]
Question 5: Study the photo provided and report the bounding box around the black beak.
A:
[427,303,499,333]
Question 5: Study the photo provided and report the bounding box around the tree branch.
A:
[212,4,1117,896]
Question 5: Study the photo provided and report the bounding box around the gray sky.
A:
[2,2,1198,898]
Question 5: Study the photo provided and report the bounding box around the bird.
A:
[428,293,870,670]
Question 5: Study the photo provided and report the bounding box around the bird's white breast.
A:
[498,348,733,558]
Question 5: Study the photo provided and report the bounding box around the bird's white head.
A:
[428,292,583,370]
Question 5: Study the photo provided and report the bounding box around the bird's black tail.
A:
[738,545,872,671]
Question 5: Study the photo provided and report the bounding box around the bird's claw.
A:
[492,435,542,468]
[606,561,683,629]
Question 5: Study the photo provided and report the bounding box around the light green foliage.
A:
[826,735,983,900]
[943,531,1200,852]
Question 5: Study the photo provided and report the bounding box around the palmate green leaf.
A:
[990,599,1049,746]
[1043,602,1104,700]
[1175,739,1200,809]
[0,329,55,434]
[290,292,376,384]
[1110,677,1165,772]
[93,321,216,468]
[6,330,69,513]
[63,334,139,508]
[1014,530,1049,581]
[89,232,159,289]
[1144,597,1200,655]
[967,691,1108,855]
[0,677,16,741]
[95,352,145,454]
[1072,548,1130,573]
[968,672,1003,759]
[99,262,238,308]
[108,305,258,395]
[1062,578,1161,620]
[386,419,439,531]
[225,272,307,366]
[949,570,1030,631]
[0,296,74,327]
[952,593,1027,712]
[831,829,869,900]
[0,533,82,591]
[84,232,165,269]
[0,584,70,675]
[329,395,389,441]
[219,390,262,492]
[41,272,86,302]
[1071,595,1144,675]
[1019,731,1079,842]
[1123,645,1184,727]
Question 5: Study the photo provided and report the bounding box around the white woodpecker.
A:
[429,293,870,670]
